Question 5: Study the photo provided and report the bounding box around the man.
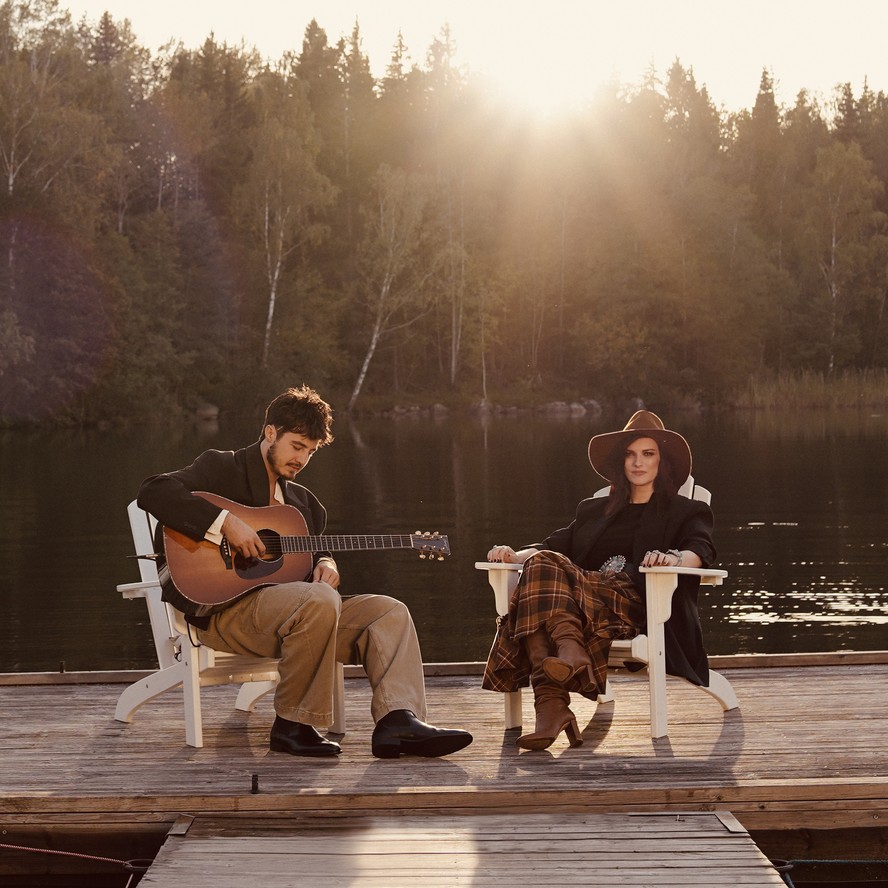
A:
[137,385,472,759]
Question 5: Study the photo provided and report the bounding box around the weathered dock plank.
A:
[139,812,786,887]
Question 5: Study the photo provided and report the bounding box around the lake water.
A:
[1,408,886,673]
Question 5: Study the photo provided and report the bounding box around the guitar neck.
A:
[280,534,424,553]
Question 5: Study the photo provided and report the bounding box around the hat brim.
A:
[587,428,692,486]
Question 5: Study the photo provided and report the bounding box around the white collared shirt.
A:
[204,484,284,543]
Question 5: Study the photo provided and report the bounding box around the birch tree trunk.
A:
[348,300,387,411]
[235,69,334,368]
[347,164,440,411]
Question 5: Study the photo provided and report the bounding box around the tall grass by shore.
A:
[736,369,888,409]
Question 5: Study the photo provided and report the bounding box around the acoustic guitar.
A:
[159,491,450,616]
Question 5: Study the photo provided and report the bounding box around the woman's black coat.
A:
[533,491,717,686]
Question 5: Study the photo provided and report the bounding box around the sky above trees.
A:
[62,0,888,114]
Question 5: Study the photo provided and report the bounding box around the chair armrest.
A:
[118,580,162,599]
[475,562,522,616]
[639,566,728,625]
[639,565,727,585]
[476,562,728,621]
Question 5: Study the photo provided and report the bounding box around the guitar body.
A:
[161,493,313,616]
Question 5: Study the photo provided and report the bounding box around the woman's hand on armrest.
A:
[640,548,702,568]
[486,545,539,564]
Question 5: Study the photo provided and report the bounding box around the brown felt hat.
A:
[587,410,692,485]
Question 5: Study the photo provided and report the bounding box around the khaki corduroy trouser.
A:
[198,582,427,727]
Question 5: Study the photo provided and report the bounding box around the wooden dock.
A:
[141,811,786,886]
[1,654,887,883]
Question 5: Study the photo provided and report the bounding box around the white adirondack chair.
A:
[115,499,346,747]
[475,475,739,740]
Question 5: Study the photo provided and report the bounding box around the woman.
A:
[482,410,716,750]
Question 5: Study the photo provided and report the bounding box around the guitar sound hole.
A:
[232,530,284,578]
[257,529,285,558]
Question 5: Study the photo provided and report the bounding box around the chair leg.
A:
[701,669,740,711]
[598,679,615,704]
[648,672,668,740]
[235,680,277,712]
[504,689,523,729]
[644,627,669,739]
[330,663,346,735]
[114,665,186,723]
[181,642,204,748]
[643,572,673,740]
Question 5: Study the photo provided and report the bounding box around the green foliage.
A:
[3,6,888,425]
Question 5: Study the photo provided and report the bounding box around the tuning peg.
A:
[414,530,421,536]
[419,553,427,559]
[436,554,445,561]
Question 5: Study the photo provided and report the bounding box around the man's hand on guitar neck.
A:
[221,512,266,559]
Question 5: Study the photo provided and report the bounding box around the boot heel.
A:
[576,664,599,694]
[565,717,583,747]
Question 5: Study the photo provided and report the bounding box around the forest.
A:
[1,0,887,425]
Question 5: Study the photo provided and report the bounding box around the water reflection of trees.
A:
[743,409,888,440]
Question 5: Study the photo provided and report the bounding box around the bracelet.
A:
[666,549,683,566]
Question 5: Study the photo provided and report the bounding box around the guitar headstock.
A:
[411,531,450,560]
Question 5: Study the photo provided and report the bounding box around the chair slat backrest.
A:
[124,500,179,669]
[127,499,160,583]
[592,474,710,505]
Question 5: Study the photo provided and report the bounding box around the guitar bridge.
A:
[220,538,233,570]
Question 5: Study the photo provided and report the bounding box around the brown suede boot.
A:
[542,610,595,690]
[516,628,582,750]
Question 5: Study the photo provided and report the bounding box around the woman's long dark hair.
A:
[603,435,679,516]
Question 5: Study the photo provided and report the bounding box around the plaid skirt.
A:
[481,550,645,698]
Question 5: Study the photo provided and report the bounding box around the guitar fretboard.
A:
[276,534,429,554]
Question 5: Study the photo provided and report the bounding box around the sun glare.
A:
[458,13,640,120]
[477,52,609,119]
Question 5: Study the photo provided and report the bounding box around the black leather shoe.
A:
[269,716,341,757]
[371,709,473,759]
